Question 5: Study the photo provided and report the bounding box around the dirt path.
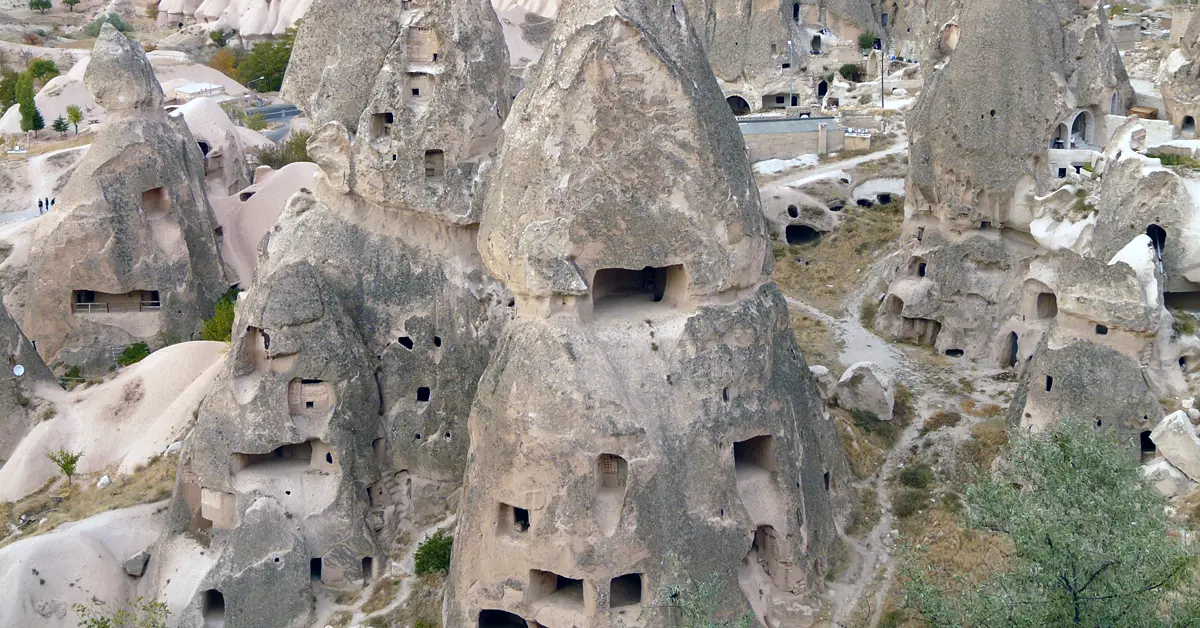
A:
[0,145,86,226]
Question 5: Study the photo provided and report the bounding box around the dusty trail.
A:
[0,146,87,226]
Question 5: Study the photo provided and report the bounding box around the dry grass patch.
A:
[363,572,445,628]
[361,574,403,614]
[834,408,888,480]
[771,198,905,314]
[789,308,844,372]
[0,455,175,549]
[961,418,1008,470]
[919,411,961,436]
[846,485,882,536]
[961,398,1003,418]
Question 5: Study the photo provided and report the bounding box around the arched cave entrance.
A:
[726,95,751,116]
[1147,224,1166,261]
[793,2,800,22]
[786,225,820,245]
[1185,116,1197,139]
[811,35,822,53]
[1006,331,1019,368]
[817,80,829,99]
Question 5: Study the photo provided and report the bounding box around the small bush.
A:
[413,529,452,574]
[898,463,934,489]
[859,297,878,329]
[202,287,239,342]
[250,131,312,169]
[46,448,82,487]
[86,13,132,37]
[74,596,169,628]
[117,342,151,367]
[839,63,864,83]
[1172,309,1197,337]
[851,408,896,442]
[894,488,926,518]
[857,30,877,52]
[39,406,56,422]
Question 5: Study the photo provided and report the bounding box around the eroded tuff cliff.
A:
[450,2,849,627]
[148,1,513,625]
[0,302,55,462]
[24,25,227,373]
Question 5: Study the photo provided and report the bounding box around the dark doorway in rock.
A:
[1036,292,1058,319]
[498,502,530,535]
[1007,332,1019,368]
[1148,224,1166,259]
[1141,430,1156,455]
[424,150,445,178]
[786,225,820,245]
[362,557,374,584]
[1185,116,1197,138]
[610,573,643,607]
[787,204,799,218]
[726,95,751,116]
[917,262,927,277]
[818,80,829,99]
[793,2,800,22]
[823,471,830,491]
[592,266,683,311]
[529,570,584,607]
[310,557,322,582]
[734,435,778,474]
[1095,324,1108,335]
[811,35,822,52]
[877,193,893,205]
[857,198,874,207]
[417,387,431,402]
[945,349,964,358]
[201,590,224,627]
[478,610,527,628]
[1045,375,1053,392]
[197,140,211,156]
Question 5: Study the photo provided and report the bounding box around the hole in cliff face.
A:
[478,610,527,627]
[1148,224,1167,259]
[786,225,820,245]
[1095,324,1109,335]
[1045,375,1054,392]
[1006,332,1019,368]
[498,503,530,536]
[528,570,584,608]
[610,573,643,607]
[818,80,828,98]
[1185,116,1197,139]
[416,387,430,402]
[141,187,170,217]
[591,266,685,314]
[310,557,323,583]
[201,590,224,626]
[424,150,445,178]
[398,336,414,350]
[362,557,373,583]
[787,204,799,218]
[945,349,964,358]
[1036,293,1058,319]
[726,95,751,116]
[1142,430,1157,456]
[592,454,628,535]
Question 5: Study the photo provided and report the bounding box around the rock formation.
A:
[147,1,512,624]
[448,2,848,627]
[0,302,55,463]
[23,25,228,373]
[158,0,313,37]
[1160,12,1200,136]
[172,96,254,197]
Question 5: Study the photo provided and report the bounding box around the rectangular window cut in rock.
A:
[528,569,584,609]
[609,573,642,608]
[371,112,394,139]
[593,454,628,535]
[591,265,686,315]
[498,502,530,536]
[424,150,445,178]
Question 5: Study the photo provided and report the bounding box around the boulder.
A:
[1142,458,1194,498]
[835,362,895,421]
[96,475,111,489]
[810,365,836,400]
[1151,411,1200,482]
[122,550,149,577]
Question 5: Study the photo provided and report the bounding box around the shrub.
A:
[202,287,239,342]
[839,63,863,83]
[46,448,82,487]
[74,597,169,628]
[236,26,296,92]
[893,488,925,518]
[86,14,132,38]
[898,463,933,489]
[207,48,239,79]
[145,3,158,19]
[413,529,453,574]
[857,30,877,52]
[29,0,51,14]
[251,131,312,169]
[117,342,151,367]
[27,58,58,82]
[1172,308,1197,337]
[210,28,232,48]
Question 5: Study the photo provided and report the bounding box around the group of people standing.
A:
[37,198,54,215]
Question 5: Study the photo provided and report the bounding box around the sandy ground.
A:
[0,341,227,501]
[0,145,88,219]
[0,502,165,628]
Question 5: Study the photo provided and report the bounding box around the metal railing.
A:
[72,301,161,314]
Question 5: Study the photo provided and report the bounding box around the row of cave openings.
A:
[199,557,379,626]
[487,435,828,625]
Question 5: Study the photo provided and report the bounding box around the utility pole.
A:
[880,44,886,109]
[787,40,794,113]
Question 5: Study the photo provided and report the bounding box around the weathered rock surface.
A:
[0,302,55,461]
[1151,411,1200,482]
[1143,458,1194,498]
[24,26,227,372]
[449,3,848,627]
[150,3,513,626]
[122,549,150,577]
[835,362,894,421]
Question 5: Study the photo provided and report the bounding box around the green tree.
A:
[249,130,312,169]
[46,448,82,487]
[413,529,453,574]
[656,575,755,627]
[857,30,877,52]
[117,342,151,367]
[201,287,238,342]
[838,63,863,83]
[235,26,297,92]
[62,0,78,10]
[17,72,45,136]
[51,114,67,136]
[209,28,232,47]
[27,58,58,82]
[905,420,1200,626]
[29,0,51,13]
[86,13,131,37]
[0,71,19,111]
[66,103,83,135]
[74,596,169,628]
